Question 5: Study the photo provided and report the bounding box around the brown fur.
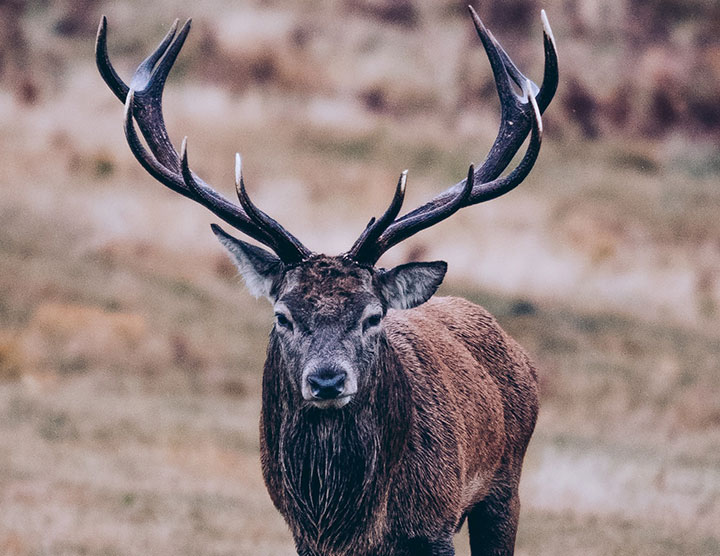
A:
[260,290,538,555]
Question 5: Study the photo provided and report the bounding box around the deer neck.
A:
[266,336,412,552]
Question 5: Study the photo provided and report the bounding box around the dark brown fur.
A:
[261,283,538,555]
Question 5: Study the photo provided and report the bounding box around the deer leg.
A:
[467,491,520,556]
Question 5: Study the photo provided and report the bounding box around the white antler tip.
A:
[398,170,408,193]
[541,10,556,47]
[468,5,490,34]
[235,153,243,186]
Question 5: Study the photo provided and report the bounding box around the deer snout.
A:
[307,367,347,400]
[301,360,357,408]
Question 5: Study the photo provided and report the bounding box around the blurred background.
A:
[1,0,719,554]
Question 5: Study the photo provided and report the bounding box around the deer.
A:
[96,6,557,555]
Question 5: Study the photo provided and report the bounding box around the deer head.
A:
[96,7,558,408]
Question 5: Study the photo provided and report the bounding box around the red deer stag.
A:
[96,6,557,555]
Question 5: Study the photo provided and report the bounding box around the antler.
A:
[347,6,558,264]
[95,16,311,263]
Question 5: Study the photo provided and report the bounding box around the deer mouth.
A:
[307,394,354,410]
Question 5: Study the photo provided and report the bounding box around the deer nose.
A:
[307,368,347,400]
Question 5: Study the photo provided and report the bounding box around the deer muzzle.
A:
[302,362,356,408]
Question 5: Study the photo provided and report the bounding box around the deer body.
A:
[261,294,538,555]
[97,6,557,554]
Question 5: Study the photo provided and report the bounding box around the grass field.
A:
[1,1,719,554]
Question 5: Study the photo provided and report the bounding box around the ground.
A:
[1,1,719,554]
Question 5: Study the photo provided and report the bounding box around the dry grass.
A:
[1,0,719,554]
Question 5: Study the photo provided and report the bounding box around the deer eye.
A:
[275,312,294,332]
[362,313,382,333]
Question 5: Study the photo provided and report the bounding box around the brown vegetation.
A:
[1,0,719,554]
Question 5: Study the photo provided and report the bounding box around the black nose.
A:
[307,368,347,400]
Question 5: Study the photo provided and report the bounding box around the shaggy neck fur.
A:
[261,334,412,555]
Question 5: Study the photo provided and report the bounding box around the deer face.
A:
[214,229,446,409]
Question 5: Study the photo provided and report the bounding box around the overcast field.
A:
[1,1,719,554]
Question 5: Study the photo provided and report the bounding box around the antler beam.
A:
[348,6,558,264]
[96,16,311,263]
[98,5,557,267]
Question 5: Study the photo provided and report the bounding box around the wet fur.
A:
[260,295,538,555]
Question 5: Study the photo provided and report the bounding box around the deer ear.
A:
[378,261,447,310]
[211,224,283,301]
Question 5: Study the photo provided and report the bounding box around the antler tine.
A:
[471,9,556,111]
[377,165,475,258]
[124,101,272,246]
[123,92,239,221]
[466,79,542,203]
[131,19,181,91]
[233,154,312,262]
[482,8,557,112]
[178,140,310,262]
[123,89,185,194]
[467,6,520,121]
[96,16,130,102]
[127,18,191,171]
[100,17,311,263]
[536,9,559,112]
[347,170,407,261]
[467,5,555,183]
[348,7,555,264]
[356,165,475,263]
